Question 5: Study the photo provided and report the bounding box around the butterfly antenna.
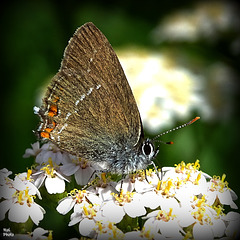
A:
[153,116,200,143]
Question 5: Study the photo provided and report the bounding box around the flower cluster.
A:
[0,141,239,239]
[0,168,45,226]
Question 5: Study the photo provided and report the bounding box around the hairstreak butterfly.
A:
[35,22,199,175]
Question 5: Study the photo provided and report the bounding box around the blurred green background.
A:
[1,0,240,238]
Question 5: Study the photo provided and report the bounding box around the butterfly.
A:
[35,22,199,175]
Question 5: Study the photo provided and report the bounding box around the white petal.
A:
[0,200,11,220]
[178,212,195,227]
[32,227,48,238]
[142,191,159,209]
[124,199,146,218]
[222,211,240,221]
[8,203,29,223]
[159,220,183,238]
[79,218,96,237]
[134,179,152,192]
[29,203,45,225]
[212,218,225,238]
[101,201,124,223]
[205,191,216,206]
[54,170,70,182]
[69,211,82,226]
[33,172,46,189]
[0,185,16,199]
[158,196,179,213]
[144,218,159,235]
[23,148,35,158]
[143,210,159,219]
[116,179,134,192]
[125,231,143,240]
[86,193,103,206]
[60,163,79,176]
[218,190,233,205]
[56,197,75,215]
[193,222,214,240]
[75,167,94,185]
[225,216,240,239]
[230,189,238,200]
[45,177,65,194]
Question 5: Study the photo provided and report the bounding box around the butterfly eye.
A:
[142,140,154,157]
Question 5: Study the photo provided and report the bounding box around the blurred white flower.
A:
[151,1,240,43]
[0,168,12,183]
[118,49,203,132]
[23,142,41,158]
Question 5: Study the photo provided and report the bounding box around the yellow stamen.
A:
[101,173,107,183]
[108,222,113,230]
[163,180,173,195]
[97,221,102,232]
[194,160,200,170]
[194,172,202,185]
[221,174,226,182]
[214,205,224,216]
[27,169,32,180]
[169,208,173,216]
[156,180,161,191]
[83,205,89,216]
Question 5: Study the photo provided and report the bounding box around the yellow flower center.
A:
[156,208,175,222]
[112,190,134,206]
[210,174,228,193]
[68,189,87,204]
[192,196,212,225]
[13,187,35,207]
[83,204,96,218]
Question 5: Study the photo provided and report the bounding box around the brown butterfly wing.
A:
[38,22,142,160]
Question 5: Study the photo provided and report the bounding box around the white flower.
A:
[23,141,72,165]
[0,178,45,225]
[222,211,240,239]
[115,170,157,193]
[125,230,166,240]
[32,159,68,194]
[23,142,41,158]
[35,142,70,165]
[143,208,184,239]
[69,203,105,238]
[13,170,41,199]
[101,191,146,223]
[60,155,95,185]
[0,168,12,183]
[57,189,102,215]
[95,222,124,240]
[205,174,237,209]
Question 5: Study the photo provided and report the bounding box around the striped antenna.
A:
[153,116,200,142]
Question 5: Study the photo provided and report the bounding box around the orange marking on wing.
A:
[45,127,54,133]
[40,132,50,139]
[48,104,58,117]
